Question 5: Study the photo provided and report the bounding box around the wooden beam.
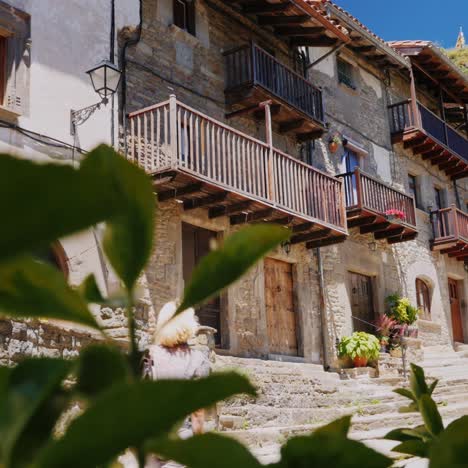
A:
[274,26,325,36]
[209,200,252,218]
[158,183,203,202]
[452,168,468,180]
[306,234,347,249]
[446,163,468,176]
[351,45,375,53]
[230,208,274,225]
[387,232,418,244]
[360,222,391,234]
[257,15,309,25]
[296,129,323,142]
[347,215,377,228]
[403,135,427,149]
[374,226,405,240]
[412,140,437,155]
[268,216,294,226]
[291,228,331,245]
[279,118,305,133]
[183,192,228,210]
[291,37,338,47]
[292,222,314,233]
[244,1,292,14]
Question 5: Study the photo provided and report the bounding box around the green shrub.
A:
[338,332,380,361]
[385,293,419,325]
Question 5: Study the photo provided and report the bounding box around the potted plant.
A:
[375,314,397,353]
[385,209,406,221]
[328,134,341,153]
[385,294,419,337]
[338,332,380,368]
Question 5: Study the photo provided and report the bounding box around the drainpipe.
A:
[316,247,331,370]
[120,0,143,156]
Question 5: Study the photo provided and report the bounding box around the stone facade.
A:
[123,0,468,367]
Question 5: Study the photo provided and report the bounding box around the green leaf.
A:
[147,433,262,468]
[77,275,127,308]
[0,145,124,265]
[0,358,72,466]
[0,256,100,329]
[429,416,468,468]
[393,440,430,458]
[276,431,392,468]
[393,388,417,403]
[78,275,106,304]
[314,415,351,437]
[102,152,156,292]
[177,224,290,313]
[37,373,255,468]
[428,379,439,395]
[76,345,131,398]
[420,394,444,437]
[385,425,432,443]
[410,364,429,398]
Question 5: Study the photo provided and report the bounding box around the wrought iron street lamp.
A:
[70,60,122,135]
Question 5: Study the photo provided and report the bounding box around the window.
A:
[408,174,419,208]
[173,0,196,36]
[416,278,431,320]
[337,57,356,90]
[434,187,443,211]
[344,149,360,172]
[300,140,315,166]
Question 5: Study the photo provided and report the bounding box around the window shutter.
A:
[4,34,29,116]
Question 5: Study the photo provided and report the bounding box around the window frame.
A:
[434,187,443,211]
[416,278,431,320]
[173,0,196,36]
[408,174,419,208]
[337,57,356,90]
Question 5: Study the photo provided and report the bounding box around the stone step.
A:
[224,402,468,449]
[220,391,466,429]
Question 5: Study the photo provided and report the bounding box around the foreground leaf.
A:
[102,152,156,292]
[314,415,351,437]
[0,256,100,329]
[274,430,392,468]
[177,224,290,313]
[76,345,131,398]
[0,145,123,264]
[147,433,262,468]
[37,373,255,468]
[393,388,417,403]
[77,275,127,308]
[410,364,429,398]
[429,416,468,468]
[0,358,72,466]
[393,440,430,458]
[385,425,432,443]
[419,394,443,437]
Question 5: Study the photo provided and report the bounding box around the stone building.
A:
[0,0,467,371]
[123,0,468,366]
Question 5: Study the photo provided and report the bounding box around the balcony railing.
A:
[224,43,324,124]
[431,206,468,246]
[127,96,347,233]
[338,168,417,228]
[388,99,468,163]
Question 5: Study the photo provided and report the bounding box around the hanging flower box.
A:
[385,209,406,221]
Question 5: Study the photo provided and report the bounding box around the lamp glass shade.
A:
[87,60,122,99]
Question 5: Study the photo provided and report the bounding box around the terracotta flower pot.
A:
[328,142,339,153]
[353,356,368,367]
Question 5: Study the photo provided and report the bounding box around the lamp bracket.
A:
[70,97,108,135]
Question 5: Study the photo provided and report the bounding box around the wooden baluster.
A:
[137,115,142,168]
[156,108,161,168]
[150,111,155,171]
[169,95,178,168]
[130,117,135,163]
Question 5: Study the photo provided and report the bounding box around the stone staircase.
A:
[214,345,468,464]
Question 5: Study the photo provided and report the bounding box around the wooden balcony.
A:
[338,168,418,244]
[389,99,468,180]
[224,43,325,141]
[431,206,468,262]
[127,96,348,248]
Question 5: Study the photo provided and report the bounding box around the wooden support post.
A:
[169,94,178,168]
[463,104,468,139]
[261,100,276,203]
[409,66,421,128]
[439,86,449,145]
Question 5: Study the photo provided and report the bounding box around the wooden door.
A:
[449,279,464,343]
[182,223,221,344]
[265,258,298,356]
[349,272,375,333]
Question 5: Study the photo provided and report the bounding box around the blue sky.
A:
[333,0,466,49]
